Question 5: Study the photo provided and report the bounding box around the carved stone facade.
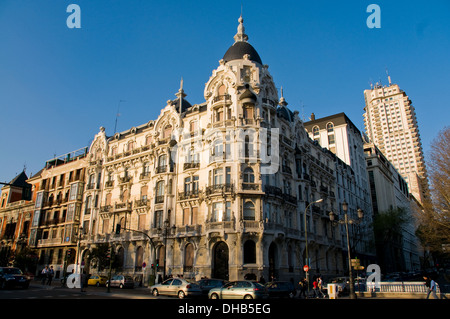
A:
[71,17,346,284]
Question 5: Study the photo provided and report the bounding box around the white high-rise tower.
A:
[363,78,428,204]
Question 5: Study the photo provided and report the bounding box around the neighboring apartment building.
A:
[0,171,34,266]
[28,148,88,279]
[364,142,422,273]
[76,16,345,283]
[363,79,428,204]
[304,112,376,268]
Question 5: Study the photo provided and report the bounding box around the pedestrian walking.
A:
[317,277,326,298]
[41,266,48,285]
[312,278,320,298]
[47,266,54,286]
[425,276,438,299]
[298,278,307,299]
[80,271,87,292]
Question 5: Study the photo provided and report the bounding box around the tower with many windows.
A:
[363,79,428,204]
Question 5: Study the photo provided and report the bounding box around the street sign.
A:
[303,265,309,272]
[142,262,147,269]
[351,258,360,266]
[354,265,365,271]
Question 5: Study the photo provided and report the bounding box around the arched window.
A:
[127,141,135,151]
[313,126,320,136]
[218,84,226,95]
[145,135,152,145]
[122,189,129,202]
[189,121,197,133]
[136,246,144,270]
[313,126,320,144]
[158,246,165,271]
[243,201,255,220]
[117,247,125,270]
[288,245,293,272]
[105,193,112,206]
[156,181,164,203]
[157,154,167,173]
[111,146,118,156]
[163,125,172,139]
[244,135,253,157]
[327,122,335,144]
[243,167,255,183]
[243,240,256,264]
[184,243,194,272]
[119,217,125,230]
[326,122,334,133]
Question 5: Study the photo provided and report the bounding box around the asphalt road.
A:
[0,282,170,299]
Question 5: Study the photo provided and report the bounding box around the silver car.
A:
[150,278,202,299]
[208,280,268,299]
[106,275,135,289]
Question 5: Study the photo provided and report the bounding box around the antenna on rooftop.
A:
[385,67,392,85]
[114,100,126,134]
[300,101,306,122]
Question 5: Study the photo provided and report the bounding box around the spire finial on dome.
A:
[279,86,288,106]
[175,77,186,99]
[234,15,248,43]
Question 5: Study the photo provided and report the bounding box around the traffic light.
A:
[115,224,121,234]
[156,259,159,267]
[67,249,72,258]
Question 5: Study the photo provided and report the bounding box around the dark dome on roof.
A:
[277,105,294,122]
[223,41,263,65]
[171,97,192,113]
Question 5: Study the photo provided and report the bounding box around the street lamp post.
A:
[163,219,169,280]
[75,226,84,274]
[304,198,323,297]
[329,200,364,300]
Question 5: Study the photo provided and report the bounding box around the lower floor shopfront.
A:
[75,226,348,286]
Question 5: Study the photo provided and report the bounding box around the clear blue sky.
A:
[1,0,449,183]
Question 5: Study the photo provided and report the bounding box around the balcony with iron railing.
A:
[134,198,149,208]
[205,220,235,232]
[282,193,297,204]
[139,172,151,181]
[118,176,132,184]
[242,183,260,191]
[176,224,202,236]
[183,162,200,170]
[178,190,200,200]
[155,196,164,204]
[264,185,282,197]
[212,94,232,105]
[114,201,132,211]
[156,165,167,174]
[205,183,234,196]
[105,180,114,188]
[262,98,277,108]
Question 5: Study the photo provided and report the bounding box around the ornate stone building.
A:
[27,148,88,278]
[0,171,34,266]
[77,16,345,283]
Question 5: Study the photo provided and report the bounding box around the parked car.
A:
[150,278,202,299]
[105,275,135,289]
[88,275,108,287]
[0,267,31,289]
[208,280,268,299]
[329,277,350,295]
[197,278,228,295]
[265,281,296,298]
